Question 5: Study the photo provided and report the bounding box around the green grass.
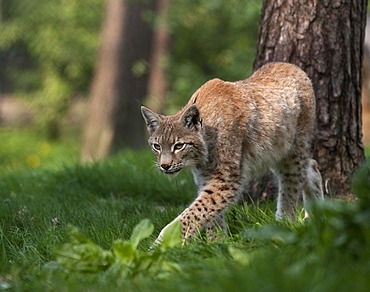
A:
[365,147,370,157]
[0,129,80,173]
[1,134,370,291]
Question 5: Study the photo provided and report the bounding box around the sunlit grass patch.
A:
[0,129,79,172]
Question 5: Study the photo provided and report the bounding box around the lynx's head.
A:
[141,105,207,175]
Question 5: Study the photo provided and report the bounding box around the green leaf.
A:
[160,220,182,251]
[130,219,154,248]
[228,246,250,266]
[54,236,114,272]
[158,261,182,277]
[113,240,137,261]
[243,224,297,245]
[67,225,92,244]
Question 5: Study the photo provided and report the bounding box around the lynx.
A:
[141,62,324,243]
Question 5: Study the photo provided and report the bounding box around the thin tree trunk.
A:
[82,0,155,162]
[251,0,367,198]
[146,0,170,114]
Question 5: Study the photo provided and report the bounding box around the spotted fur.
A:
[141,62,324,242]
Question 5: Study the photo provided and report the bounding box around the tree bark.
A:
[82,0,155,162]
[362,15,370,145]
[146,0,170,114]
[251,0,367,198]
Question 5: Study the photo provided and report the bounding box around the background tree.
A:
[146,0,170,114]
[81,0,156,161]
[362,15,370,145]
[251,0,367,198]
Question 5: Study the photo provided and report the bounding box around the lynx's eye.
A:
[173,143,185,151]
[152,143,161,151]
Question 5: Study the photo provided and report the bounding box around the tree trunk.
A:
[146,0,170,114]
[251,0,367,198]
[81,0,155,162]
[362,15,370,145]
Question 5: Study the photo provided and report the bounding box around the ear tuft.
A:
[141,106,161,135]
[182,105,202,131]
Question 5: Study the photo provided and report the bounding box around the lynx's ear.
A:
[181,104,202,131]
[141,106,161,135]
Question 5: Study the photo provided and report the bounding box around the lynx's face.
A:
[141,105,207,175]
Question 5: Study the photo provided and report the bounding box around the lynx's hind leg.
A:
[274,155,307,221]
[303,159,324,219]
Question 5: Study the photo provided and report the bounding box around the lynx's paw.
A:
[153,223,171,245]
[150,216,182,249]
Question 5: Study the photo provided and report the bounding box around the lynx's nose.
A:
[160,163,171,171]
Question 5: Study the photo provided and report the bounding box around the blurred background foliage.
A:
[0,0,261,127]
[166,0,261,111]
[0,0,105,139]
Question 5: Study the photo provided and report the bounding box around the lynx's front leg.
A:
[205,213,227,241]
[156,177,241,243]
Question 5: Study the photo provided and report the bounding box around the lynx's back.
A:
[186,62,316,173]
